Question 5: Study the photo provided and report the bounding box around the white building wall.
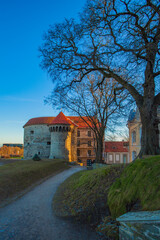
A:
[104,152,129,164]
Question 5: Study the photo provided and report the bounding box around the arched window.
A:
[59,126,62,132]
[56,126,58,132]
[132,131,136,144]
[63,126,65,132]
[132,151,137,161]
[53,127,55,132]
[66,127,68,132]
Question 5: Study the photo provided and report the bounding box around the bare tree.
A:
[46,75,128,162]
[40,0,160,157]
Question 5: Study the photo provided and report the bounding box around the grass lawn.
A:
[108,155,160,218]
[0,159,70,205]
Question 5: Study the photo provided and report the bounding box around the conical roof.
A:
[50,112,71,125]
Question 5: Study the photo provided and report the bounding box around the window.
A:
[88,150,91,156]
[47,142,51,145]
[30,130,34,134]
[77,140,80,147]
[77,149,80,156]
[88,131,91,137]
[123,154,127,163]
[27,143,30,146]
[88,141,91,147]
[77,130,80,137]
[109,154,113,162]
[132,131,136,144]
[38,152,40,155]
[139,127,142,144]
[115,154,120,161]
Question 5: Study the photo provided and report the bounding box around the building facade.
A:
[127,108,160,161]
[23,112,96,165]
[104,141,129,164]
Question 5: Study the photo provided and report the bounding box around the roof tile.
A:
[105,141,129,153]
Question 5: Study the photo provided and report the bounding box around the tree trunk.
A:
[138,48,160,157]
[95,135,104,163]
[138,74,160,157]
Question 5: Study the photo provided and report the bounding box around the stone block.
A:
[117,211,160,240]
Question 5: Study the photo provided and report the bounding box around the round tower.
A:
[49,112,72,160]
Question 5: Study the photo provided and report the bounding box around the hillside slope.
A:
[53,156,160,239]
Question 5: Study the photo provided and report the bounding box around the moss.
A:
[108,155,160,218]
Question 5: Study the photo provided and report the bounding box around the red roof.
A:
[23,117,55,127]
[50,112,71,125]
[105,141,129,153]
[23,112,93,128]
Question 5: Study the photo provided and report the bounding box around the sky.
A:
[0,0,87,146]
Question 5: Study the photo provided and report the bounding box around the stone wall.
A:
[117,211,160,240]
[24,125,51,159]
[49,124,71,160]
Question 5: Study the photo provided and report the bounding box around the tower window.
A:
[132,131,136,143]
[88,141,91,147]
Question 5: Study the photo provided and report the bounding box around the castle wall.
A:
[24,125,51,159]
[49,125,72,160]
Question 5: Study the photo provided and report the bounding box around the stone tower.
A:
[49,112,73,161]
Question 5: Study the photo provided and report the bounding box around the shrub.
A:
[32,154,41,161]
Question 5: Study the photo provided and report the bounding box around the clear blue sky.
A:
[0,0,87,146]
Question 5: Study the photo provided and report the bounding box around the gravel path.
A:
[0,166,101,240]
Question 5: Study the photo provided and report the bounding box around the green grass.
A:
[53,165,124,222]
[0,159,69,205]
[53,156,160,239]
[108,156,160,218]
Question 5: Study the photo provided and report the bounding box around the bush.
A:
[32,154,41,161]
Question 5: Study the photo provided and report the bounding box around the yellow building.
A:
[127,108,160,161]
